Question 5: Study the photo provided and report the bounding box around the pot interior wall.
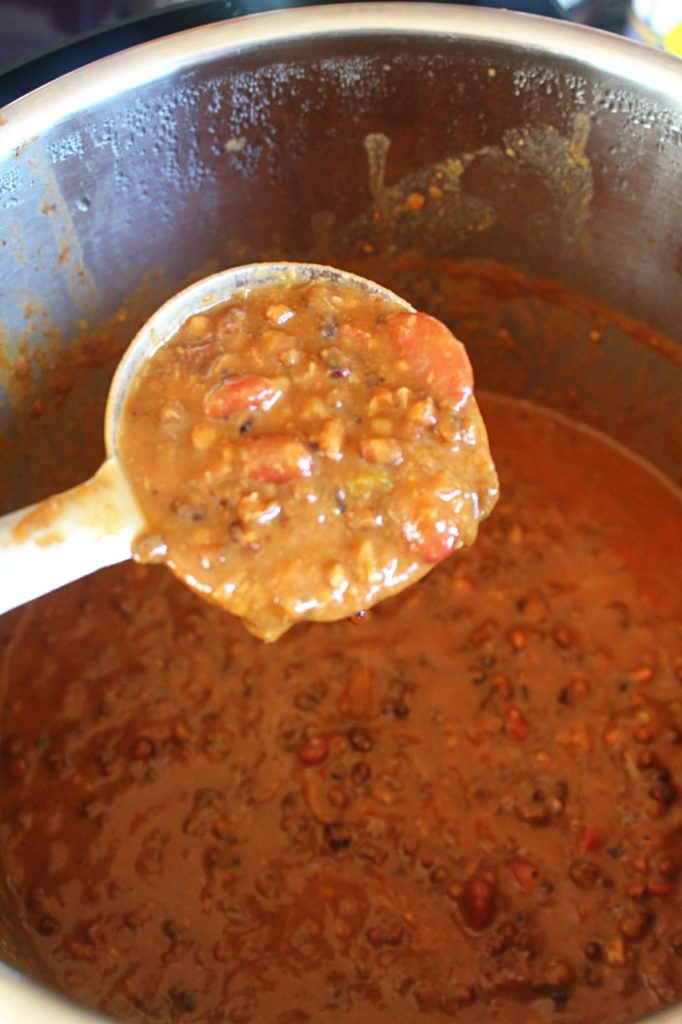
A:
[0,7,681,1004]
[1,20,681,513]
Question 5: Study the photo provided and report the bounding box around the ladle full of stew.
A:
[0,262,498,640]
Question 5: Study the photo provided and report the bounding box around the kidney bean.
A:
[460,876,497,931]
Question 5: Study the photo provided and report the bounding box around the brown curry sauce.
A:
[1,385,681,1023]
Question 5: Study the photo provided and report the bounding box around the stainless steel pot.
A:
[1,6,681,1023]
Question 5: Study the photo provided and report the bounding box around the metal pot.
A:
[0,6,680,1022]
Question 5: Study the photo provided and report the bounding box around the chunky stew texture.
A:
[1,394,681,1024]
[119,278,498,640]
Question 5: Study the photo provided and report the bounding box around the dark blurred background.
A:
[0,0,634,105]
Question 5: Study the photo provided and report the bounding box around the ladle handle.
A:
[0,459,143,616]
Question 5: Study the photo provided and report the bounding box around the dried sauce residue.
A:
[23,138,94,312]
[501,114,594,254]
[325,116,594,262]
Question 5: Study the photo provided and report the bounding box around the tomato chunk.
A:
[205,376,281,418]
[403,508,460,564]
[387,312,473,408]
[241,435,313,484]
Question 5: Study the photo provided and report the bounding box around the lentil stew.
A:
[118,277,498,641]
[1,392,681,1024]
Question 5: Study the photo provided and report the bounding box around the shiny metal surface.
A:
[1,6,681,1023]
[1,5,682,350]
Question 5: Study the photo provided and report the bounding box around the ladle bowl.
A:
[0,262,413,616]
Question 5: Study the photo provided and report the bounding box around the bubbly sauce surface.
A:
[1,394,681,1024]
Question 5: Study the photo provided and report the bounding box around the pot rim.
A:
[1,2,682,159]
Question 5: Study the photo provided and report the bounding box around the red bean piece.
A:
[460,876,497,931]
[502,706,530,742]
[576,826,607,854]
[297,736,330,766]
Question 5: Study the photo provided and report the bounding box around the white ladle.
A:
[0,262,413,617]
